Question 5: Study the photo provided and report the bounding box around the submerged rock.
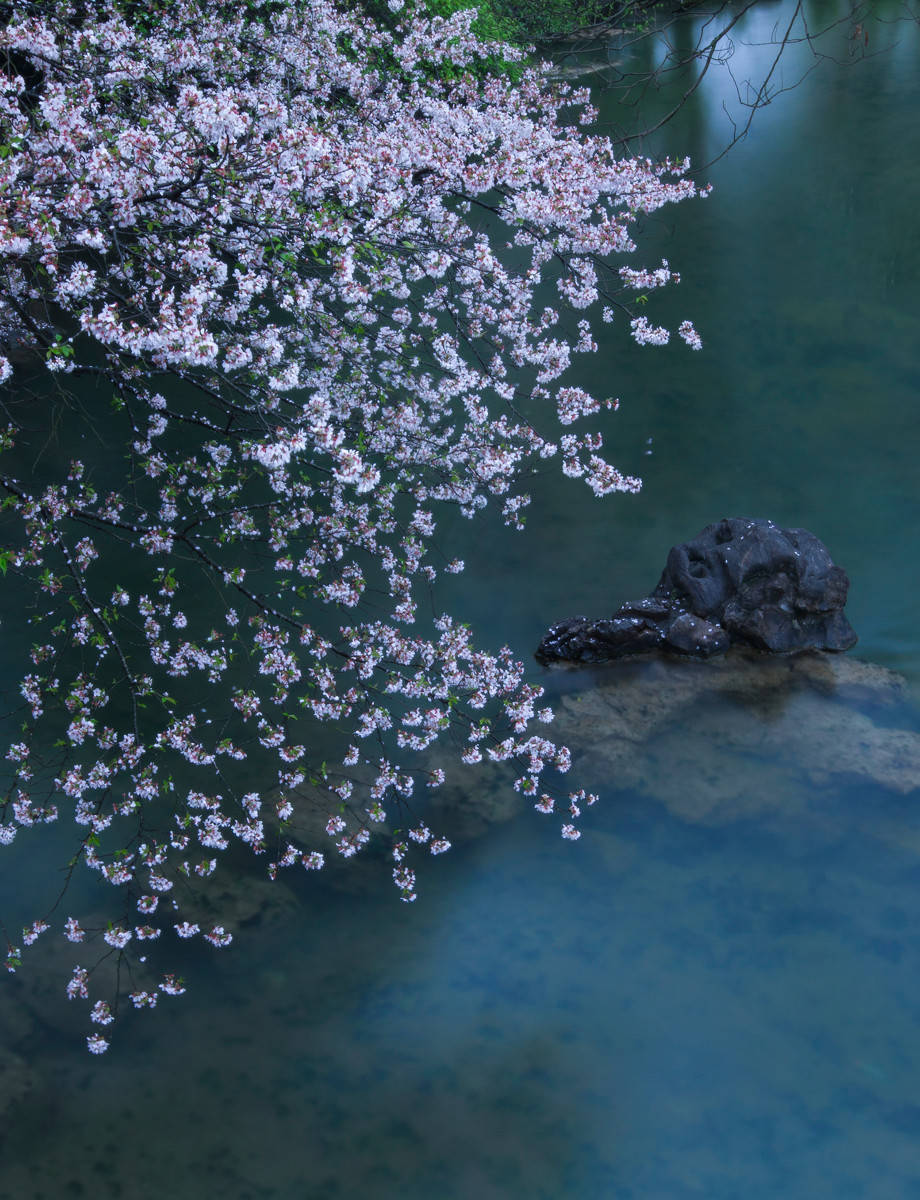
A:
[413,649,920,851]
[549,650,920,826]
[0,1047,36,1119]
[536,518,857,664]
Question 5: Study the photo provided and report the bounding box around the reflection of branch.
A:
[706,0,810,167]
[570,0,883,165]
[621,0,766,143]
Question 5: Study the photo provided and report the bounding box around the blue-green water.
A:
[4,2,920,1196]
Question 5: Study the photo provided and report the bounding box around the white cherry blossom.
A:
[0,0,703,1053]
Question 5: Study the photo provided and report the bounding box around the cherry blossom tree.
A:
[0,0,705,1052]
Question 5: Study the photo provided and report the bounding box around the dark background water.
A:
[3,2,920,1196]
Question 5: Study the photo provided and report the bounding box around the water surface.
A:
[3,3,920,1196]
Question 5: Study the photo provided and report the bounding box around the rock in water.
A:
[548,651,920,823]
[654,518,857,653]
[536,518,857,664]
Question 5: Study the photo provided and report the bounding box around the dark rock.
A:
[537,613,664,663]
[665,612,731,657]
[655,518,857,654]
[614,596,672,620]
[536,518,857,664]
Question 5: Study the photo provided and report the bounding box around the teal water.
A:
[441,0,920,694]
[4,2,920,1196]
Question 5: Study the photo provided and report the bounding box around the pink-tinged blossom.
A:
[337,829,370,858]
[129,990,158,1009]
[393,866,417,902]
[630,316,671,346]
[64,917,86,943]
[86,1034,109,1054]
[585,456,642,498]
[67,967,89,1000]
[22,919,50,946]
[0,0,705,1053]
[90,1000,114,1026]
[678,320,703,350]
[619,260,676,290]
[569,788,598,807]
[159,975,186,996]
[204,926,232,947]
[103,926,132,949]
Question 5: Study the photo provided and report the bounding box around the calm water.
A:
[4,2,920,1196]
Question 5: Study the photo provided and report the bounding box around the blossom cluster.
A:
[0,0,703,1052]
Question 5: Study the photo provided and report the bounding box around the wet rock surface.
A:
[537,518,858,663]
